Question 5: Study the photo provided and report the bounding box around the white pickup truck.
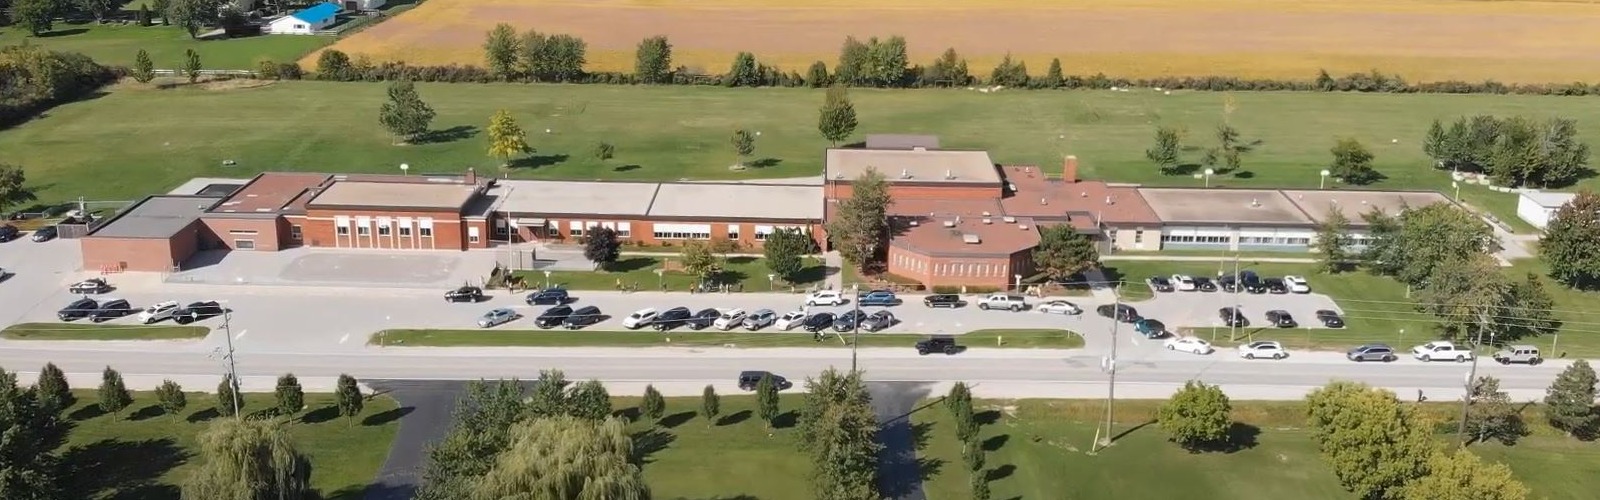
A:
[976,294,1028,312]
[1412,341,1474,362]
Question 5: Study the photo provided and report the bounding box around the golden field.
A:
[317,0,1600,83]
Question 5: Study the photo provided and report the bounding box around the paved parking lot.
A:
[1126,287,1343,331]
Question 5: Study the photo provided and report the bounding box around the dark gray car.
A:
[1347,344,1397,362]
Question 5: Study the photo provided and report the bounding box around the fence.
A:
[152,69,260,78]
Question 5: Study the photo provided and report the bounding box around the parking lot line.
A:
[339,333,351,344]
[234,329,248,340]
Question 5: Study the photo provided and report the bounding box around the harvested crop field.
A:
[319,0,1600,83]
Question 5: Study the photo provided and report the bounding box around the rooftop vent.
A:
[982,211,991,217]
[1040,197,1047,205]
[982,218,992,225]
[1105,196,1115,205]
[913,146,927,152]
[1003,216,1017,223]
[835,173,845,179]
[942,220,956,228]
[1020,225,1030,230]
[1250,198,1262,208]
[1080,191,1088,197]
[945,169,955,180]
[254,208,271,212]
[962,234,982,244]
[909,220,919,226]
[901,168,911,179]
[246,194,258,198]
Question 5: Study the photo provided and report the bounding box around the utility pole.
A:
[220,307,242,418]
[850,283,861,372]
[1093,294,1122,452]
[1230,252,1240,341]
[1456,306,1490,447]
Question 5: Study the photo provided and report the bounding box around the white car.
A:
[774,310,807,330]
[1035,300,1081,315]
[1238,341,1288,360]
[137,300,181,324]
[1412,340,1474,362]
[1171,274,1197,292]
[621,308,658,329]
[806,290,846,306]
[1165,336,1214,355]
[1283,275,1311,294]
[713,308,747,331]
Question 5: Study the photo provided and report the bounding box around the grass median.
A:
[371,327,1083,349]
[0,322,209,340]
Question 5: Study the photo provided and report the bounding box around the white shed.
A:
[1516,191,1577,229]
[267,2,340,35]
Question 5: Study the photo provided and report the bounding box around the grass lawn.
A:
[5,82,1596,227]
[0,23,330,70]
[619,395,811,499]
[1,322,209,340]
[513,255,825,293]
[915,399,1600,500]
[55,390,400,500]
[372,328,1083,349]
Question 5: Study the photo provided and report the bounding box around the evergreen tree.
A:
[378,79,436,144]
[35,362,71,415]
[641,384,665,421]
[151,0,171,24]
[1464,376,1525,445]
[727,51,759,87]
[1544,359,1598,437]
[527,369,570,418]
[275,373,304,418]
[180,418,310,500]
[0,367,62,499]
[1541,190,1600,290]
[217,373,240,417]
[701,384,720,426]
[182,48,202,83]
[486,109,532,166]
[336,374,364,424]
[817,84,858,145]
[156,379,188,418]
[97,366,132,417]
[634,35,673,84]
[1312,204,1353,273]
[989,53,1029,87]
[137,4,152,26]
[414,379,528,500]
[1041,58,1065,88]
[805,61,829,88]
[756,373,780,429]
[824,167,891,272]
[947,382,976,443]
[132,49,155,83]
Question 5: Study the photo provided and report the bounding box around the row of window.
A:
[337,225,434,238]
[1240,236,1312,246]
[547,221,805,241]
[1161,235,1232,244]
[894,254,1010,277]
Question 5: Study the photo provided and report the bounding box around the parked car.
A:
[742,309,777,330]
[1265,310,1297,328]
[916,336,962,356]
[477,308,520,328]
[1238,341,1288,360]
[1219,274,1240,293]
[57,297,99,321]
[0,224,17,242]
[30,226,56,242]
[858,291,901,306]
[89,299,133,323]
[563,306,603,329]
[977,294,1028,311]
[713,308,748,331]
[1035,300,1081,315]
[687,308,720,330]
[173,301,224,324]
[1412,341,1474,362]
[737,371,792,391]
[806,290,846,306]
[653,307,694,331]
[1264,278,1289,294]
[525,288,571,305]
[535,305,574,328]
[1133,318,1167,339]
[833,310,868,332]
[1171,274,1197,291]
[801,312,836,333]
[1218,307,1247,327]
[1493,345,1543,365]
[1164,336,1214,355]
[923,294,964,308]
[1147,276,1175,293]
[1316,310,1345,328]
[774,310,807,330]
[69,278,111,294]
[444,286,484,303]
[621,308,659,329]
[1283,275,1312,294]
[856,288,892,298]
[1347,344,1397,362]
[1240,271,1266,293]
[861,311,896,332]
[1192,276,1219,292]
[1096,304,1138,322]
[137,300,181,324]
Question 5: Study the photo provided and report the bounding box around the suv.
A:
[1264,278,1289,294]
[653,307,694,331]
[833,310,868,332]
[444,286,483,303]
[713,309,748,331]
[801,312,836,333]
[923,294,963,308]
[535,305,574,328]
[1412,341,1474,362]
[1218,307,1247,327]
[742,309,777,330]
[1171,274,1197,291]
[621,308,659,329]
[737,371,792,391]
[1096,304,1138,322]
[1218,274,1240,293]
[89,299,133,323]
[137,300,181,324]
[1316,310,1345,328]
[1493,345,1542,365]
[916,336,962,355]
[687,308,720,330]
[1348,344,1397,362]
[1265,310,1296,328]
[1147,276,1174,293]
[0,224,17,242]
[806,290,846,306]
[525,288,571,305]
[563,306,603,329]
[1240,271,1266,294]
[977,294,1028,311]
[174,301,224,324]
[860,311,896,332]
[58,298,99,321]
[1192,276,1218,292]
[857,291,901,306]
[774,310,807,330]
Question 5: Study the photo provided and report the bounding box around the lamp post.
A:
[1319,169,1331,190]
[1203,168,1215,188]
[400,163,409,176]
[542,270,551,290]
[767,273,776,291]
[1452,180,1461,202]
[655,268,665,291]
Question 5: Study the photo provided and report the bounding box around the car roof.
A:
[1508,344,1538,349]
[489,308,515,314]
[752,309,774,314]
[572,305,600,312]
[632,307,657,315]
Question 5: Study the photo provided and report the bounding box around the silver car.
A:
[742,309,777,330]
[477,308,521,328]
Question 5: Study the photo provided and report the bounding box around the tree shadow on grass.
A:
[974,409,1001,426]
[631,428,676,464]
[39,28,90,37]
[1232,170,1255,179]
[128,404,165,422]
[716,410,751,426]
[607,257,657,273]
[659,411,695,429]
[749,158,782,169]
[772,410,798,429]
[910,421,944,481]
[507,153,569,170]
[613,407,641,423]
[69,404,106,421]
[982,434,1010,452]
[60,438,187,499]
[613,164,641,172]
[301,405,340,424]
[412,125,478,144]
[1209,423,1261,453]
[362,406,414,426]
[186,407,220,423]
[985,464,1016,482]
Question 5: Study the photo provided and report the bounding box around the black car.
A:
[1219,275,1240,293]
[1192,276,1218,292]
[58,297,99,321]
[1219,307,1247,327]
[1316,310,1345,328]
[525,288,571,305]
[1240,271,1266,294]
[89,299,132,323]
[737,371,792,391]
[652,307,694,331]
[1095,304,1139,322]
[1147,276,1174,293]
[30,226,56,242]
[563,305,603,329]
[174,301,224,324]
[0,224,17,242]
[1264,278,1289,295]
[916,336,962,355]
[687,308,720,330]
[924,294,964,308]
[833,310,868,332]
[535,305,574,328]
[445,286,484,303]
[801,312,836,333]
[1265,310,1297,328]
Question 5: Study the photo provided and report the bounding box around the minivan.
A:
[563,306,603,329]
[535,305,574,328]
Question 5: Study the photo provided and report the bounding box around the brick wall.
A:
[303,209,468,250]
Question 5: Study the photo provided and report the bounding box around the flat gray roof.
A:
[1138,188,1313,225]
[494,180,659,216]
[308,181,478,210]
[825,148,1001,184]
[1282,190,1452,224]
[651,183,822,220]
[166,177,252,196]
[1521,191,1577,208]
[90,195,221,238]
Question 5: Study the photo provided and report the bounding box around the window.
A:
[1161,235,1229,244]
[290,225,302,240]
[378,225,391,236]
[547,226,562,238]
[336,226,349,236]
[357,226,370,236]
[569,221,585,237]
[1134,230,1144,244]
[727,229,740,240]
[419,227,433,237]
[400,226,412,237]
[616,222,632,239]
[235,240,256,250]
[469,227,481,243]
[652,223,712,240]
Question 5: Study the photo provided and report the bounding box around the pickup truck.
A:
[976,294,1028,312]
[1412,341,1474,362]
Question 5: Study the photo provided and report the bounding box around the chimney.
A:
[466,168,478,185]
[1063,155,1079,183]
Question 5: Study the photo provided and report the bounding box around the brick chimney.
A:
[1063,155,1079,183]
[466,167,478,185]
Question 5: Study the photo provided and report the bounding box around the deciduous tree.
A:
[539,34,586,82]
[275,373,304,418]
[1031,224,1099,281]
[34,362,71,415]
[727,52,758,87]
[763,227,810,283]
[1213,123,1253,173]
[756,373,780,429]
[834,36,869,86]
[1399,450,1530,500]
[150,0,171,24]
[731,128,755,168]
[1358,207,1404,276]
[182,49,202,83]
[1157,381,1233,451]
[97,366,132,417]
[1541,190,1600,290]
[805,61,829,88]
[132,49,155,83]
[864,35,908,87]
[1329,137,1380,185]
[1543,359,1597,437]
[77,0,122,23]
[414,379,527,500]
[567,379,612,421]
[0,367,62,499]
[680,241,720,284]
[922,48,967,87]
[641,384,665,421]
[1146,126,1181,174]
[137,4,151,25]
[701,384,720,426]
[486,109,531,166]
[1464,375,1525,445]
[0,165,35,218]
[1384,203,1495,287]
[527,369,569,418]
[797,368,881,500]
[156,379,188,418]
[1304,382,1435,499]
[216,373,240,417]
[824,167,891,272]
[378,79,435,144]
[469,416,649,500]
[1416,254,1509,342]
[817,84,858,145]
[336,374,363,424]
[166,0,215,39]
[12,0,54,36]
[180,418,310,500]
[315,49,353,80]
[583,226,620,270]
[482,23,519,80]
[1500,273,1559,341]
[634,35,672,84]
[1312,204,1353,274]
[592,141,615,161]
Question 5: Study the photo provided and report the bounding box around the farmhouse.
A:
[268,2,340,35]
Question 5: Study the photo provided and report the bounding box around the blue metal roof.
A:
[290,2,340,24]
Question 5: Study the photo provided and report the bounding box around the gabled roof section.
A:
[290,2,339,24]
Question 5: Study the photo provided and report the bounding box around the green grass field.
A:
[0,23,330,70]
[373,328,1083,349]
[513,255,825,293]
[56,390,399,500]
[621,395,810,499]
[1,322,209,340]
[3,81,1594,225]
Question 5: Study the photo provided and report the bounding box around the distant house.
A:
[343,0,385,11]
[267,2,340,35]
[1517,191,1578,229]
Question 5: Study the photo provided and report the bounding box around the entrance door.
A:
[343,0,358,10]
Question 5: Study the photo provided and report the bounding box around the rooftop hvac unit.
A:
[942,220,956,228]
[1020,225,1030,230]
[1002,216,1017,223]
[962,234,981,244]
[982,211,991,217]
[945,169,955,180]
[909,220,919,226]
[982,218,992,224]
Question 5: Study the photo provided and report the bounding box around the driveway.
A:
[167,248,498,289]
[868,381,935,500]
[0,238,85,326]
[362,380,467,500]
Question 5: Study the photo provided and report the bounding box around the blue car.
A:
[857,291,901,306]
[1134,318,1167,339]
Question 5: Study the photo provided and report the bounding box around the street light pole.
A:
[1319,169,1331,190]
[1094,294,1123,452]
[1203,168,1215,188]
[850,284,861,372]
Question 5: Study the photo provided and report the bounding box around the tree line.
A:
[4,0,244,39]
[1423,115,1591,189]
[0,45,120,130]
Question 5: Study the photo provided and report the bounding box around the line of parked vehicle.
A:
[55,279,226,325]
[1146,271,1312,295]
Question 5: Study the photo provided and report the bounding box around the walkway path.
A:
[867,382,935,500]
[1079,268,1120,301]
[824,251,845,290]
